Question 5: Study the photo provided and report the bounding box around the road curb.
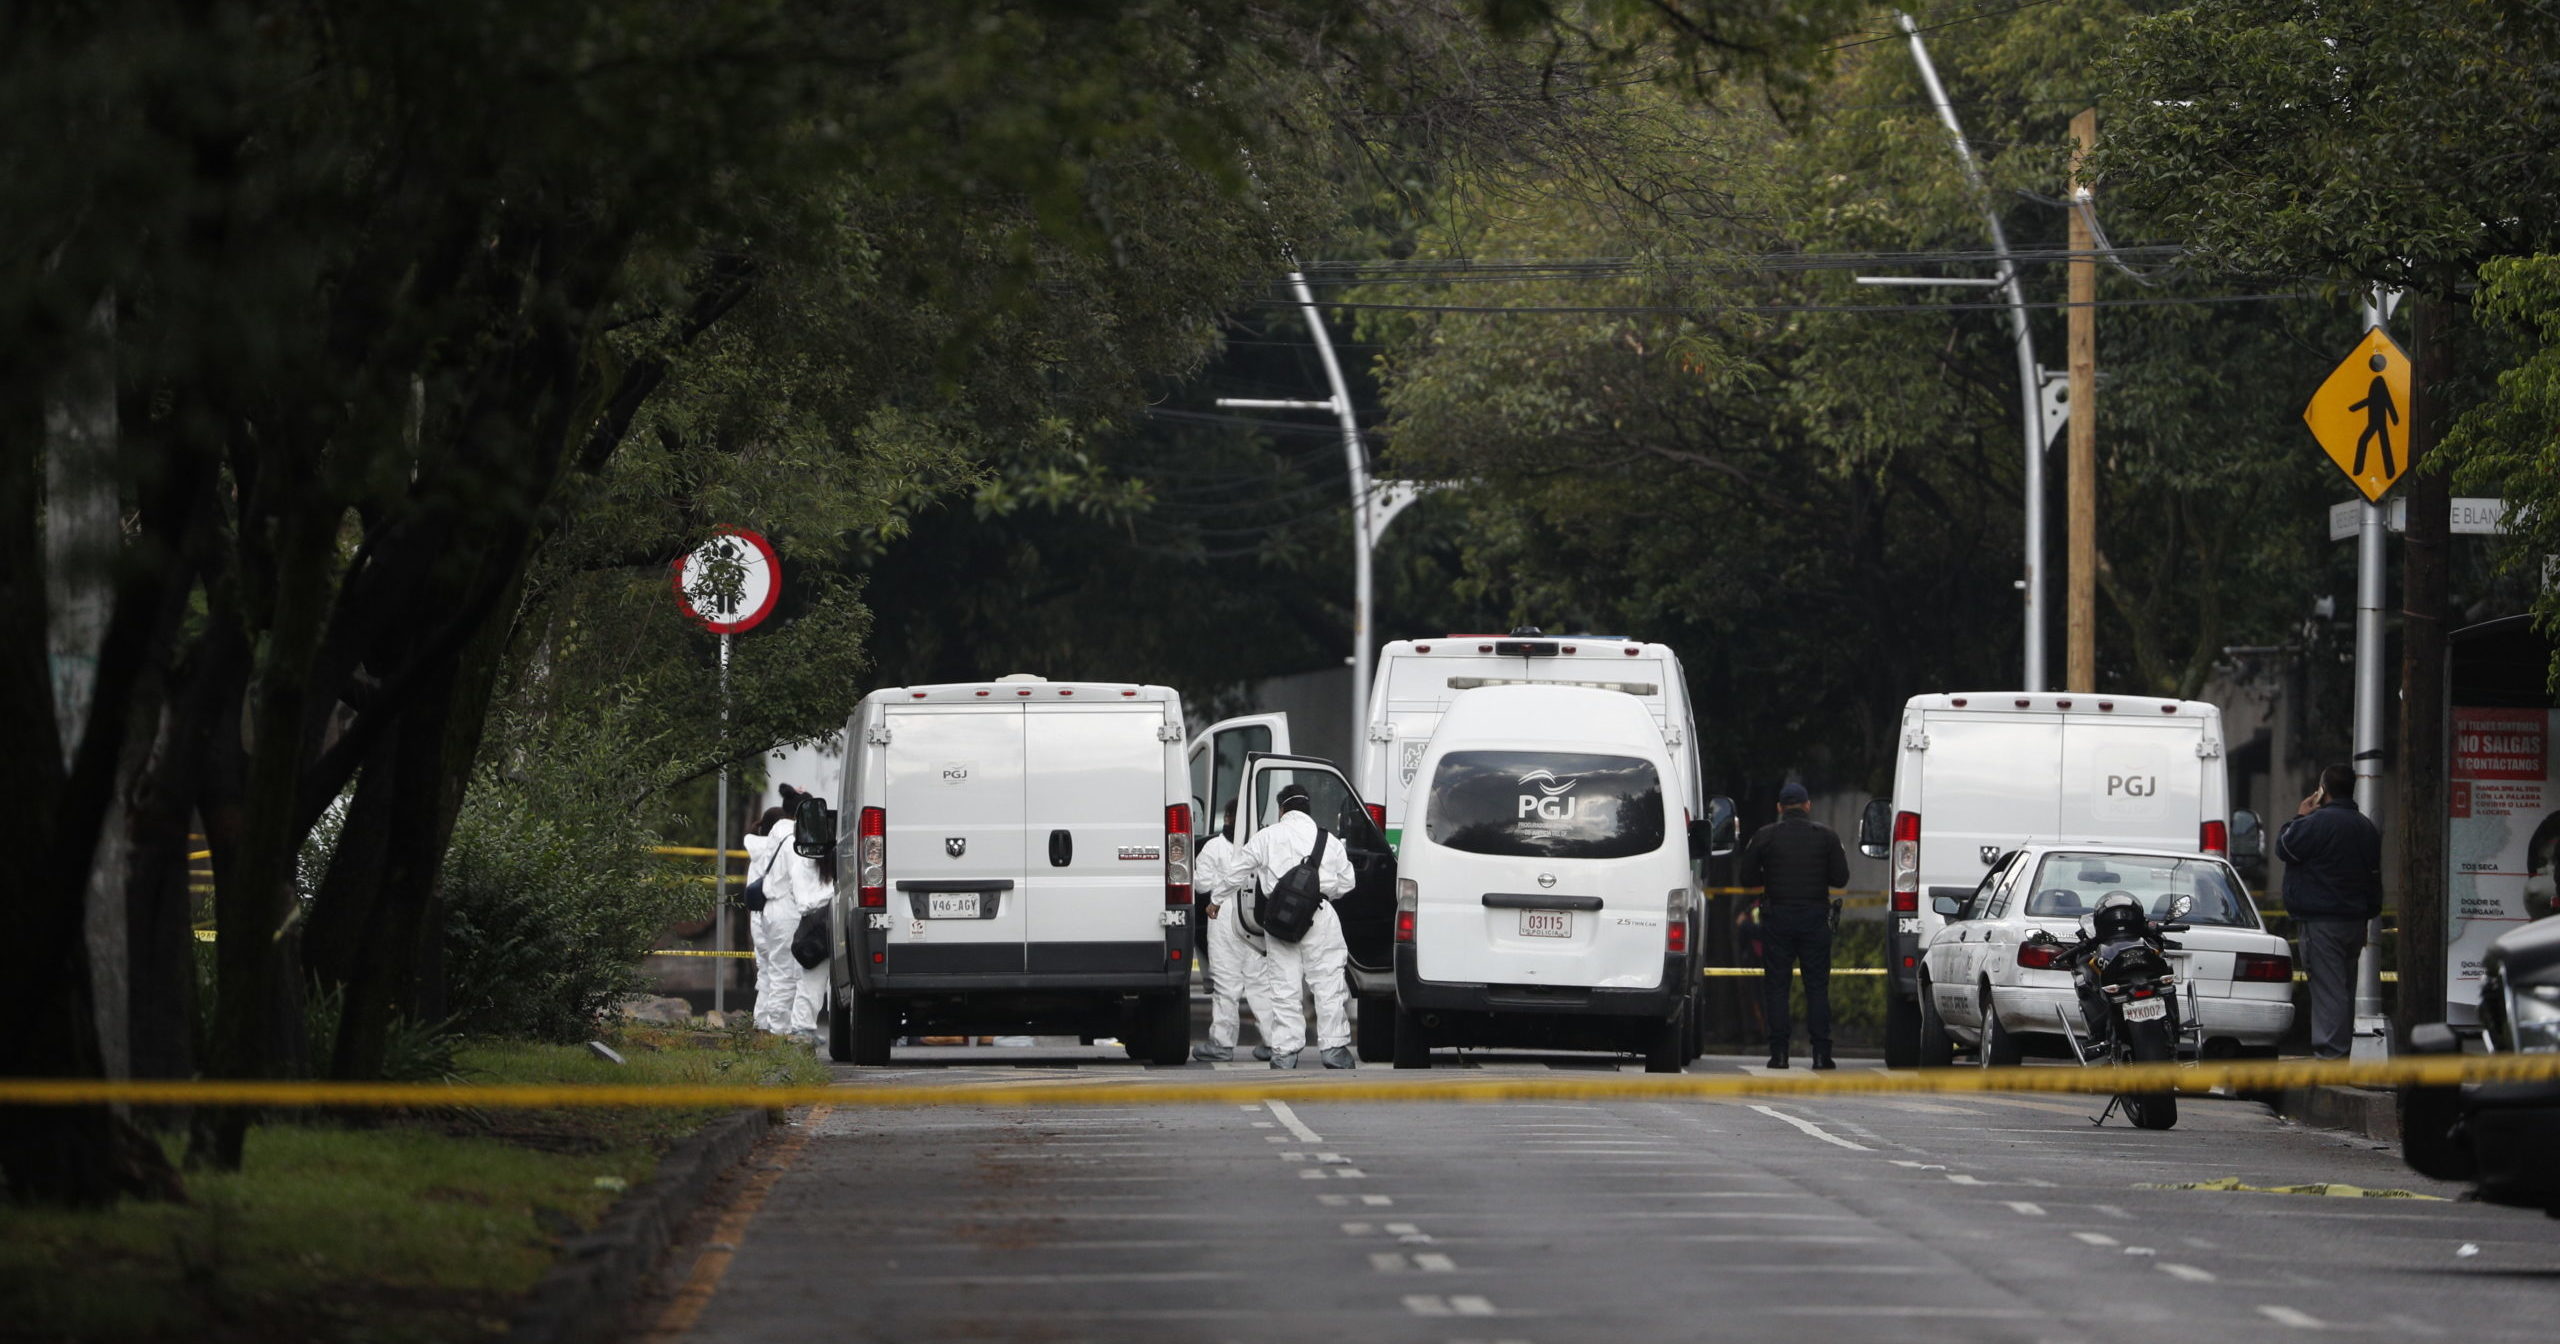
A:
[507,1107,775,1344]
[2265,1083,2400,1144]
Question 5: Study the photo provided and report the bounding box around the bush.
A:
[440,766,695,1042]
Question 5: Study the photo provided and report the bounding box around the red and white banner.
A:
[2447,706,2560,1015]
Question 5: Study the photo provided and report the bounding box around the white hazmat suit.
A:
[1239,807,1357,1063]
[744,827,796,1034]
[1195,831,1280,1057]
[752,816,832,1038]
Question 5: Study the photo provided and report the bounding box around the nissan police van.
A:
[1854,692,2251,1067]
[813,676,1197,1065]
[1389,685,1728,1072]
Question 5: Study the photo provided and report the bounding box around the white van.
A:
[816,676,1196,1065]
[1389,685,1722,1072]
[1854,692,2252,1067]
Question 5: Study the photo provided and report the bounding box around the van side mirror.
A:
[1707,796,1737,857]
[2230,808,2263,840]
[1857,798,1892,860]
[791,795,834,859]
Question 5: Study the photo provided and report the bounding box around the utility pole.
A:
[1900,11,2048,691]
[2066,109,2099,694]
[1218,270,1380,732]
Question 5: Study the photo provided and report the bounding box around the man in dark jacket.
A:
[2277,763,2384,1059]
[1739,782,1851,1070]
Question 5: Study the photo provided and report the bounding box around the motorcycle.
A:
[2027,891,2193,1130]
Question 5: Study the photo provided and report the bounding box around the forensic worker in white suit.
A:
[1239,781,1358,1069]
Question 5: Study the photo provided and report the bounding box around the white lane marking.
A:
[1364,1194,1394,1206]
[1336,1168,1368,1179]
[1281,1152,1308,1161]
[1748,1105,1872,1151]
[1319,1151,1348,1163]
[1414,1253,1458,1272]
[1240,1104,1263,1112]
[2258,1306,2326,1329]
[1373,1252,1411,1272]
[1342,1222,1376,1236]
[1890,1160,1947,1170]
[1299,1169,1328,1180]
[1944,1174,1986,1186]
[2073,1232,2119,1247]
[1452,1297,1496,1316]
[1319,1194,1351,1206]
[1253,1121,1275,1129]
[1265,1099,1323,1143]
[2091,1204,2133,1221]
[1266,1135,1290,1143]
[2159,1264,2216,1283]
[1406,1296,1453,1317]
[1386,1222,1423,1236]
[2004,1202,2047,1216]
[2123,1246,2156,1257]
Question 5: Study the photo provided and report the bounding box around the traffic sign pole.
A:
[671,527,782,1024]
[2350,293,2392,1062]
[714,630,730,1020]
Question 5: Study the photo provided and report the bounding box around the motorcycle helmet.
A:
[2092,891,2148,942]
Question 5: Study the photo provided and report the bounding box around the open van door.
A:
[1187,713,1291,841]
[1236,752,1397,975]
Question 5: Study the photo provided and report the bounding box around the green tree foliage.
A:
[2446,256,2560,676]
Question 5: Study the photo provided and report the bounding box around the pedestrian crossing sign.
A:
[2304,327,2415,503]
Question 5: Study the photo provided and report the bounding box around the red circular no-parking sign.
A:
[671,527,781,635]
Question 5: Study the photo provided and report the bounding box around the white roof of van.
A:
[1906,692,2219,719]
[1434,684,1662,749]
[865,681,1179,705]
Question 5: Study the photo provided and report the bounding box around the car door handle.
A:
[1049,829,1072,867]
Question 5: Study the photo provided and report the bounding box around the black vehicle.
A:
[2400,916,2560,1215]
[2032,890,2193,1130]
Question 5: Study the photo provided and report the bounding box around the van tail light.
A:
[1395,879,1417,943]
[1666,887,1691,955]
[2235,952,2293,983]
[1891,811,1921,912]
[2200,819,2229,856]
[1366,803,1386,832]
[857,807,887,908]
[1165,804,1193,906]
[2016,942,2065,970]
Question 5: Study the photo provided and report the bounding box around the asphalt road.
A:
[649,1047,2558,1344]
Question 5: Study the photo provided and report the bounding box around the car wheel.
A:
[827,984,854,1064]
[1355,995,1395,1063]
[2123,1018,2178,1130]
[1883,988,1921,1069]
[1392,1001,1431,1070]
[1979,992,2022,1068]
[850,990,894,1066]
[1644,1001,1687,1074]
[1917,978,1955,1067]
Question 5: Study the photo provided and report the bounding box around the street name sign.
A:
[672,527,780,634]
[2304,327,2415,503]
[2328,497,2510,541]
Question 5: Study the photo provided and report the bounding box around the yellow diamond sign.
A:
[2304,327,2414,503]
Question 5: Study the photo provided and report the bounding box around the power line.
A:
[1256,292,2314,316]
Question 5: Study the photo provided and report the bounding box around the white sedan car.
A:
[1916,844,2296,1066]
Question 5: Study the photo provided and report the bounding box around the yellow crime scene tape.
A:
[0,1052,2551,1110]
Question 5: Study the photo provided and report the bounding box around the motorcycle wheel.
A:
[2122,1017,2178,1130]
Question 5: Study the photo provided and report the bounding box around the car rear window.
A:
[1424,751,1665,860]
[2023,852,2259,927]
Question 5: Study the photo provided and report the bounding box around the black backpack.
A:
[1252,828,1330,944]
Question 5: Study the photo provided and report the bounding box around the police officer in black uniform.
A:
[1737,782,1850,1070]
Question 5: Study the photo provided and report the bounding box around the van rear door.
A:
[883,704,1028,973]
[1236,754,1397,968]
[1918,714,2064,902]
[1024,705,1173,973]
[1187,713,1289,840]
[2057,719,2205,851]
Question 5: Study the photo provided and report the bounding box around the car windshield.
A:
[2022,852,2258,927]
[1425,750,1665,860]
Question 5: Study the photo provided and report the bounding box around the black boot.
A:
[1766,1044,1790,1069]
[1810,1044,1836,1071]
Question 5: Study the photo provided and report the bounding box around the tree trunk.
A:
[2394,295,2455,1040]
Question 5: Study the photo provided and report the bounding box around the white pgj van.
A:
[1852,692,2253,1068]
[816,676,1197,1065]
[1391,685,1720,1073]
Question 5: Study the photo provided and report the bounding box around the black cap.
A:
[1777,782,1810,806]
[1276,782,1312,809]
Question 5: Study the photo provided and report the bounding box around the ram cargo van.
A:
[1856,693,2249,1067]
[820,676,1196,1065]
